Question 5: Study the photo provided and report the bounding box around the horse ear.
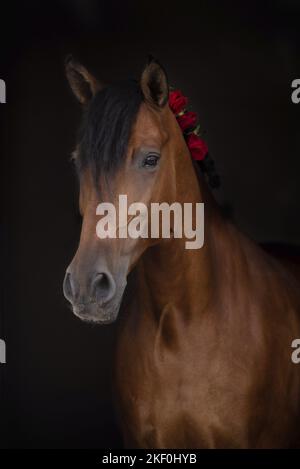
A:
[140,56,169,108]
[65,56,102,105]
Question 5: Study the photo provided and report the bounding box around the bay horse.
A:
[63,56,300,448]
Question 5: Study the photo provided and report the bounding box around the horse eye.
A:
[143,154,160,168]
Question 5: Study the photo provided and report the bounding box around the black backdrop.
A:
[0,0,300,448]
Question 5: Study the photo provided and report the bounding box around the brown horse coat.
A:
[64,57,300,448]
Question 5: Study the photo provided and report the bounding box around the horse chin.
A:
[72,300,121,325]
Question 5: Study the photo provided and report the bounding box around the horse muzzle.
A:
[72,299,121,324]
[63,268,127,324]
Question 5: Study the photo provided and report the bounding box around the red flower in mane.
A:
[177,111,197,132]
[169,90,188,115]
[186,133,208,161]
[169,88,209,162]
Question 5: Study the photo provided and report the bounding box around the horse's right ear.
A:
[65,56,102,105]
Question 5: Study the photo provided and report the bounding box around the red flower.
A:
[177,111,197,131]
[169,89,188,115]
[186,133,208,161]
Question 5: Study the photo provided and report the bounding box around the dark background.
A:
[0,0,299,448]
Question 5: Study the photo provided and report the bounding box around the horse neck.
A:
[136,148,224,321]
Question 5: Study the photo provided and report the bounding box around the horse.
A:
[63,56,300,448]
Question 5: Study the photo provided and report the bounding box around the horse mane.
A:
[77,79,142,182]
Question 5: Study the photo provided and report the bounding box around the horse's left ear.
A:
[140,57,169,108]
[65,56,102,105]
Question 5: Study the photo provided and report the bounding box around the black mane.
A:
[77,79,143,182]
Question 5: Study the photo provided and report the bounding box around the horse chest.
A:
[120,355,188,447]
[116,319,201,447]
[116,311,300,449]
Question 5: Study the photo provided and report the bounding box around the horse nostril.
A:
[63,272,75,302]
[92,272,116,304]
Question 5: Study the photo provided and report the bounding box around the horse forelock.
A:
[76,79,143,184]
